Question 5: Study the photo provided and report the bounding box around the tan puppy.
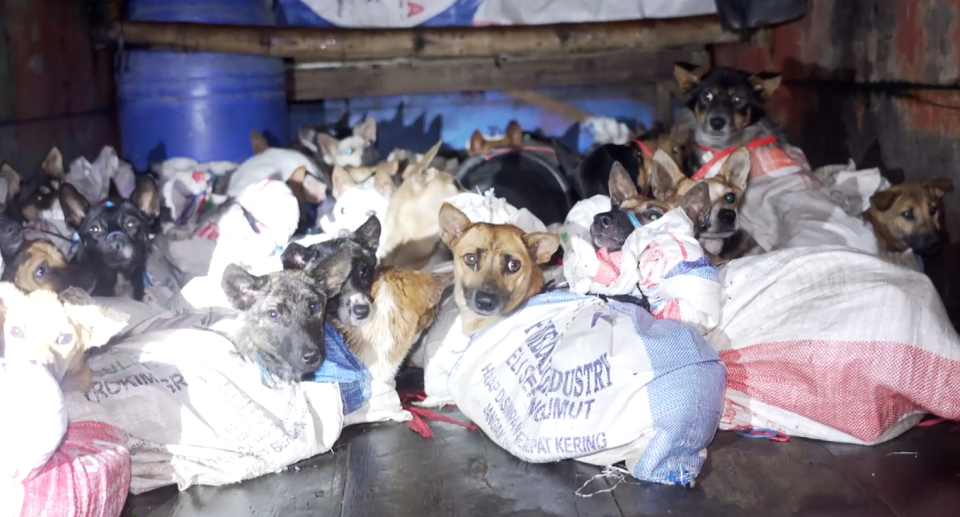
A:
[379,141,465,269]
[438,203,559,336]
[0,283,127,391]
[338,268,451,381]
[865,178,954,255]
[648,147,756,261]
[331,160,399,199]
[2,240,95,294]
[469,121,524,154]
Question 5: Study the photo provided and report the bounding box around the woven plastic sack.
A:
[709,246,960,444]
[449,291,725,485]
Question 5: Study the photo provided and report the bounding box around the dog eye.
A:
[345,148,354,155]
[268,310,279,320]
[702,91,714,102]
[89,226,103,236]
[901,209,915,221]
[9,326,24,338]
[725,193,736,204]
[34,265,47,278]
[732,95,743,104]
[644,211,662,222]
[124,219,139,231]
[308,301,321,313]
[463,253,478,266]
[56,333,73,346]
[506,259,521,273]
[929,205,938,216]
[340,207,346,215]
[357,264,370,279]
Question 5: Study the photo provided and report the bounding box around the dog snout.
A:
[709,117,727,131]
[300,346,322,367]
[351,304,371,320]
[909,233,942,255]
[473,290,500,314]
[594,213,613,228]
[106,231,128,249]
[718,209,737,224]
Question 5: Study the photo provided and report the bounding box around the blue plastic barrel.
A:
[118,0,289,171]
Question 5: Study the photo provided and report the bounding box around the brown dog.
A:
[469,121,524,155]
[648,147,757,261]
[865,178,954,254]
[0,282,128,392]
[2,240,96,294]
[338,267,452,381]
[19,147,66,222]
[438,203,560,336]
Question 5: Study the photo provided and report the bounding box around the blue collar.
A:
[626,212,642,229]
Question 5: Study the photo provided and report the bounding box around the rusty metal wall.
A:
[0,0,118,178]
[713,0,960,321]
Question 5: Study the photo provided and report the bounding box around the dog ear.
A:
[298,126,319,152]
[42,147,65,180]
[0,163,22,204]
[718,147,752,190]
[469,130,488,154]
[608,161,638,204]
[316,133,340,161]
[59,183,91,229]
[679,182,711,230]
[438,202,472,248]
[505,121,524,147]
[250,129,270,154]
[331,165,356,199]
[406,141,443,191]
[748,72,782,100]
[221,264,267,310]
[373,161,398,200]
[649,149,684,200]
[522,232,560,265]
[131,175,160,220]
[312,249,353,296]
[926,177,955,199]
[287,166,327,204]
[674,62,708,94]
[870,190,899,212]
[62,302,130,351]
[281,242,315,270]
[353,215,382,252]
[353,117,377,143]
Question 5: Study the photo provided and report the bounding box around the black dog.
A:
[673,62,785,165]
[555,141,646,201]
[281,215,380,327]
[59,175,160,300]
[221,254,350,382]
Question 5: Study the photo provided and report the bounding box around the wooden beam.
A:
[503,91,593,123]
[96,16,735,61]
[288,49,709,101]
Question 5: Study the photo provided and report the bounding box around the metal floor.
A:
[122,405,960,517]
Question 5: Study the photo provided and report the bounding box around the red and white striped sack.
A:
[707,245,960,445]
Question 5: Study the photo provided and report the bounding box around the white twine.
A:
[574,465,632,498]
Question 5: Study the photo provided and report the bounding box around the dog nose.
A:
[352,304,370,319]
[301,347,321,366]
[595,213,613,228]
[718,209,737,224]
[474,291,498,312]
[709,117,727,131]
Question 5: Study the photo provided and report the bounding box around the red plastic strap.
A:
[691,135,777,180]
[399,390,479,438]
[731,425,791,442]
[633,139,654,159]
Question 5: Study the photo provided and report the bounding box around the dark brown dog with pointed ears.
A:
[439,203,560,337]
[674,62,784,150]
[865,178,954,255]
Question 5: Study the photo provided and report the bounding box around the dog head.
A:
[312,117,379,169]
[282,216,380,326]
[469,121,525,154]
[590,162,674,251]
[380,141,465,268]
[2,240,97,294]
[249,130,329,206]
[59,174,160,273]
[674,62,781,149]
[17,147,65,222]
[649,147,749,238]
[867,178,954,254]
[0,282,126,385]
[439,203,559,336]
[221,253,351,381]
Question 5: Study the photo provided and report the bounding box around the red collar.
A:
[691,136,778,180]
[633,139,654,159]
